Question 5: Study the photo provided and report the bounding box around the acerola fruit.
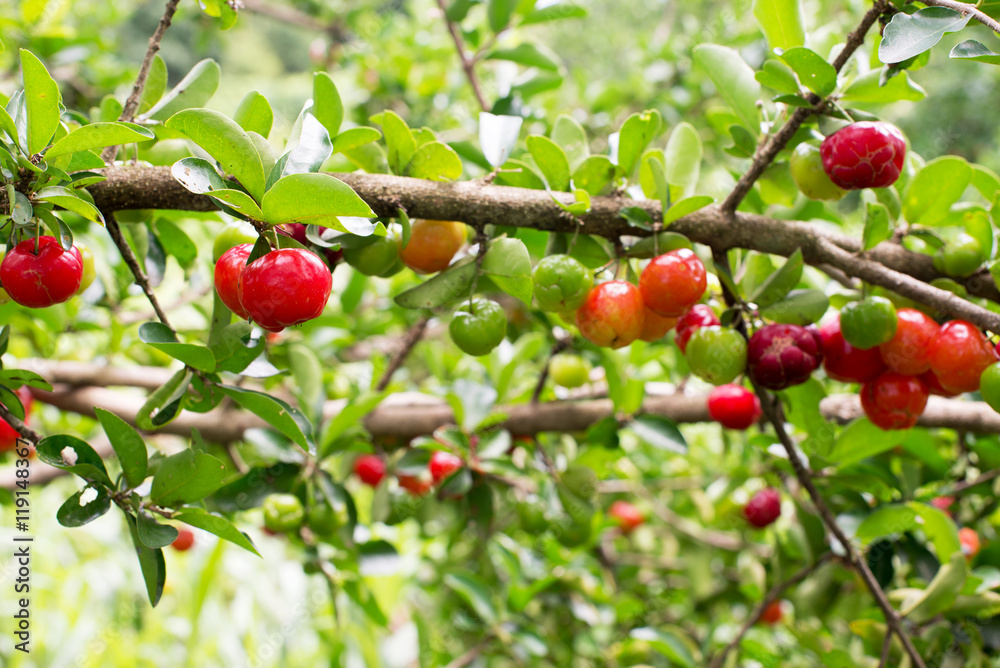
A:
[343,236,402,277]
[930,496,955,517]
[981,363,1000,412]
[532,255,594,312]
[790,143,846,201]
[214,243,252,320]
[674,304,720,354]
[449,298,507,356]
[879,308,940,376]
[608,500,644,534]
[550,354,591,388]
[280,223,343,270]
[922,370,959,398]
[308,502,347,537]
[399,219,467,274]
[639,307,678,342]
[820,121,907,190]
[0,386,33,453]
[639,248,707,317]
[212,222,257,261]
[934,234,984,279]
[239,248,332,332]
[576,281,646,349]
[840,297,897,350]
[262,493,305,533]
[760,600,783,625]
[819,317,886,383]
[860,371,929,430]
[354,454,386,486]
[959,527,981,559]
[928,320,999,394]
[685,326,748,385]
[747,324,823,390]
[744,487,781,528]
[429,450,463,483]
[397,472,434,497]
[0,236,83,308]
[74,243,97,295]
[171,528,195,552]
[707,384,762,430]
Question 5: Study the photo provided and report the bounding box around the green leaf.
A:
[34,186,103,223]
[125,514,166,607]
[37,434,114,487]
[520,3,587,25]
[572,155,615,195]
[950,40,1000,65]
[486,43,562,71]
[753,0,804,51]
[406,141,463,181]
[664,122,702,196]
[0,368,50,391]
[320,391,387,455]
[136,368,192,431]
[146,59,221,121]
[479,112,523,168]
[174,510,261,556]
[137,54,167,115]
[749,248,803,308]
[331,127,382,154]
[378,110,415,175]
[527,135,571,191]
[217,385,310,451]
[394,257,477,309]
[780,47,837,97]
[900,551,968,623]
[863,202,892,250]
[136,511,180,549]
[551,113,588,165]
[760,288,829,325]
[154,218,198,269]
[756,59,801,94]
[488,0,517,32]
[663,196,714,226]
[233,91,273,139]
[444,572,499,623]
[45,122,155,159]
[840,69,926,104]
[829,418,910,467]
[210,321,266,374]
[902,156,972,226]
[57,487,112,527]
[262,173,374,230]
[856,504,918,544]
[629,627,696,668]
[278,113,332,177]
[630,415,687,454]
[208,189,264,220]
[879,7,971,64]
[165,108,266,201]
[138,322,216,373]
[972,164,1000,200]
[910,501,961,562]
[617,109,661,179]
[20,50,61,155]
[95,408,148,489]
[312,72,344,139]
[170,157,229,195]
[692,44,761,134]
[149,449,228,507]
[481,237,533,305]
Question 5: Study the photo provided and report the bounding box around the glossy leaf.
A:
[379,110,415,174]
[406,141,463,181]
[34,187,103,223]
[444,572,499,623]
[780,47,837,97]
[146,58,221,121]
[217,385,310,451]
[630,415,687,454]
[280,113,333,177]
[479,112,523,167]
[856,504,918,544]
[394,257,477,309]
[910,502,961,562]
[174,509,261,556]
[480,237,534,305]
[21,49,60,155]
[663,196,714,226]
[692,44,761,134]
[759,288,829,325]
[572,155,615,195]
[840,69,926,104]
[879,7,971,64]
[950,40,1000,65]
[46,122,154,159]
[829,418,910,467]
[138,322,216,372]
[902,156,972,226]
[617,109,661,179]
[664,122,702,196]
[136,511,179,549]
[862,202,892,250]
[37,434,114,487]
[312,72,344,138]
[125,514,166,607]
[136,368,192,431]
[171,157,228,194]
[551,113,588,164]
[57,487,112,527]
[262,173,374,230]
[527,135,571,191]
[331,127,382,154]
[95,408,148,488]
[749,248,802,308]
[233,91,273,138]
[753,0,804,51]
[486,43,561,71]
[149,449,228,507]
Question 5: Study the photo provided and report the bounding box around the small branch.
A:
[374,315,430,392]
[443,635,495,668]
[242,0,347,38]
[100,0,181,163]
[102,211,173,329]
[951,467,1000,495]
[878,629,893,668]
[920,0,1000,37]
[434,0,489,112]
[707,554,831,668]
[0,402,41,444]
[530,337,572,404]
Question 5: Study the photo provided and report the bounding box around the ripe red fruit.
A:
[575,281,646,349]
[860,371,929,430]
[959,527,981,559]
[397,472,433,497]
[743,487,781,528]
[930,496,955,517]
[820,121,907,190]
[638,248,707,317]
[279,223,343,269]
[0,236,83,308]
[0,387,33,453]
[879,308,939,376]
[921,370,958,398]
[171,528,195,552]
[927,320,998,394]
[429,450,463,483]
[819,316,886,383]
[747,324,823,390]
[674,304,720,353]
[707,384,762,430]
[608,500,644,534]
[238,248,332,332]
[354,454,386,486]
[759,600,783,625]
[214,243,252,320]
[639,307,677,342]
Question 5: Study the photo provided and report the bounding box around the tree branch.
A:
[102,211,173,328]
[434,0,489,112]
[374,315,430,392]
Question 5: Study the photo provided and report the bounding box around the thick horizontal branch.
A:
[88,167,1000,330]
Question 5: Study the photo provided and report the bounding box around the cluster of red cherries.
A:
[352,450,464,496]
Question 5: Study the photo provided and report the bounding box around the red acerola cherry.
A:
[927,320,999,394]
[354,454,386,486]
[930,496,955,517]
[608,500,644,534]
[707,384,762,430]
[819,316,886,383]
[214,243,253,320]
[279,223,342,269]
[397,472,433,497]
[0,386,32,453]
[743,487,781,528]
[759,600,783,625]
[575,281,646,349]
[921,370,959,398]
[638,307,678,342]
[0,236,83,308]
[238,248,332,333]
[429,450,463,483]
[879,308,939,376]
[860,371,929,430]
[820,121,907,190]
[959,527,981,559]
[747,324,823,390]
[171,528,195,552]
[639,248,707,318]
[674,304,720,354]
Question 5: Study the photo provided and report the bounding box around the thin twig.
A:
[530,338,572,404]
[878,629,893,668]
[920,0,1000,36]
[102,211,173,329]
[707,554,831,668]
[952,467,1000,495]
[374,315,430,392]
[434,0,489,112]
[0,402,40,444]
[443,635,495,668]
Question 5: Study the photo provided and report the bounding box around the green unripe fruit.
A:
[981,363,1000,413]
[449,298,507,356]
[213,223,258,262]
[840,296,898,350]
[516,498,550,533]
[934,234,984,279]
[75,243,97,295]
[789,143,847,201]
[554,515,593,547]
[561,465,598,500]
[262,493,305,533]
[307,502,346,537]
[532,255,594,312]
[343,236,401,277]
[685,326,748,385]
[549,354,591,388]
